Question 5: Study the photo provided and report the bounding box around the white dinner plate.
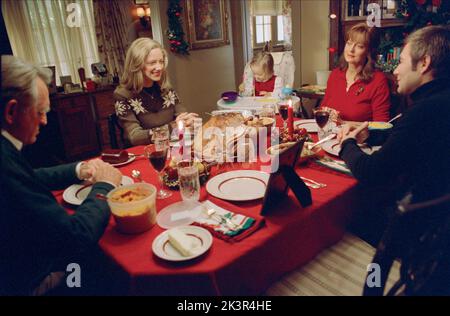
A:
[206,170,269,201]
[294,119,319,133]
[63,176,134,206]
[321,139,381,156]
[211,109,252,118]
[152,226,212,262]
[110,155,136,167]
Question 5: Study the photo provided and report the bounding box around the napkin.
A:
[314,157,353,176]
[192,200,264,243]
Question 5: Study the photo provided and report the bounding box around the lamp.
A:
[136,6,150,28]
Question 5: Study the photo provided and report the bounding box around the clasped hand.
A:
[337,121,369,145]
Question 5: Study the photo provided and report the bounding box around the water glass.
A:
[259,104,276,120]
[177,161,200,202]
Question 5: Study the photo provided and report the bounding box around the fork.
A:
[205,208,240,231]
[300,176,327,188]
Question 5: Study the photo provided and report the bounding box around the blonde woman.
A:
[114,38,197,145]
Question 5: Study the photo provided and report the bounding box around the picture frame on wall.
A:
[185,0,229,50]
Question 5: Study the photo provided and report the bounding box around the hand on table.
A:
[83,159,122,187]
[176,112,199,128]
[338,121,369,145]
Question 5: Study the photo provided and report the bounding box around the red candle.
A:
[287,99,294,140]
[178,120,184,155]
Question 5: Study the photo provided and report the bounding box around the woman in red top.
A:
[321,23,391,122]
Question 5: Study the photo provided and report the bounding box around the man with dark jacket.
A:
[339,25,450,204]
[338,25,450,295]
[0,55,122,295]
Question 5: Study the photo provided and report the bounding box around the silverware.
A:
[300,176,327,188]
[205,208,240,231]
[388,113,402,124]
[129,153,145,158]
[310,133,337,149]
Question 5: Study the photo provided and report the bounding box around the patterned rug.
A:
[265,233,401,296]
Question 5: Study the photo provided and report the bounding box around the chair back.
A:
[363,193,450,296]
[241,51,295,96]
[107,113,126,149]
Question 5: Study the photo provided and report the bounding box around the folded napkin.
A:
[314,157,353,176]
[192,200,264,243]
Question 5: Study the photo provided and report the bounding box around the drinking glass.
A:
[177,161,200,202]
[277,101,289,128]
[145,141,172,199]
[259,104,276,120]
[313,107,332,140]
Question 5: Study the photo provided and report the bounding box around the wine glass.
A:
[313,107,331,140]
[277,101,289,128]
[144,139,172,200]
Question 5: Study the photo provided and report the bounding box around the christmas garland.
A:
[167,0,190,55]
[396,0,450,34]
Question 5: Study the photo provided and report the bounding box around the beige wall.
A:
[158,0,236,121]
[300,0,330,86]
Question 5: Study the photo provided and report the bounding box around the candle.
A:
[178,120,184,155]
[287,99,294,140]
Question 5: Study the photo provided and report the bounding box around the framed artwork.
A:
[185,0,229,50]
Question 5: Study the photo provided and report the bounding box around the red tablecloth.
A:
[53,119,361,295]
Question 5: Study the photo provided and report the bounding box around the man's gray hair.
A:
[1,55,52,108]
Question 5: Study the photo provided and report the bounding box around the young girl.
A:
[240,51,283,97]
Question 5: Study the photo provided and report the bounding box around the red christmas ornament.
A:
[170,47,175,52]
[175,12,180,17]
[432,0,441,7]
[328,47,337,53]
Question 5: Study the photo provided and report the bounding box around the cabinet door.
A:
[56,96,100,160]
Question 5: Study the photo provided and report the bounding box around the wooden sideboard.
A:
[23,86,119,167]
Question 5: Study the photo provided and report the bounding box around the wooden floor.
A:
[265,233,401,296]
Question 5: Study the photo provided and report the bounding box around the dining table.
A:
[53,116,364,296]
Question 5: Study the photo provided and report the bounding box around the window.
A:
[2,0,99,85]
[249,0,291,50]
[253,15,285,47]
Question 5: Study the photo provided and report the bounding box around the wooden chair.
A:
[363,193,450,296]
[107,113,126,149]
[265,193,450,296]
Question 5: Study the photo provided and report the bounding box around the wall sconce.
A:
[136,6,150,28]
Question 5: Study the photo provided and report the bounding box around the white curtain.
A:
[252,0,283,15]
[2,0,99,85]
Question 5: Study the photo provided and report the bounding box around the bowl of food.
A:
[299,141,321,164]
[107,183,157,234]
[367,121,393,146]
[266,142,296,156]
[221,91,238,103]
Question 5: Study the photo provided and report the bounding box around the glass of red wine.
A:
[277,102,289,128]
[145,141,172,199]
[313,107,331,140]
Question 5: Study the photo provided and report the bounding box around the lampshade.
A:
[136,7,145,18]
[145,7,151,16]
